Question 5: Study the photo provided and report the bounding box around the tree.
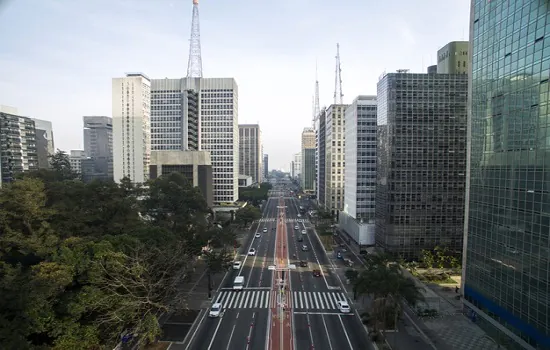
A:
[420,249,436,269]
[235,205,261,227]
[202,249,233,298]
[50,149,79,181]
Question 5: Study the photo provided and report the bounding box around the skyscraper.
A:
[437,41,469,74]
[376,71,468,258]
[316,109,327,206]
[238,124,262,184]
[324,104,348,215]
[82,116,113,181]
[32,118,55,169]
[301,127,316,192]
[263,154,269,179]
[112,73,151,183]
[462,1,550,348]
[293,152,301,179]
[340,96,377,248]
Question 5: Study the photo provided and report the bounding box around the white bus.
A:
[233,276,245,290]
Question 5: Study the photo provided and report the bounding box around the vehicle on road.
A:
[337,300,351,313]
[209,303,223,317]
[255,232,261,238]
[294,225,299,230]
[301,245,309,251]
[312,269,321,277]
[301,229,307,235]
[297,236,303,242]
[344,258,354,267]
[233,276,245,290]
[299,260,308,267]
[262,227,268,233]
[232,261,242,270]
[248,248,256,256]
[297,214,301,217]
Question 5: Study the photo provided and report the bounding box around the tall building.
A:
[263,154,269,179]
[238,124,262,184]
[437,41,469,74]
[83,116,113,181]
[150,79,199,151]
[462,1,550,348]
[0,106,38,184]
[69,149,86,174]
[32,118,54,169]
[324,104,348,214]
[112,73,151,183]
[376,71,468,258]
[339,96,377,247]
[316,109,327,205]
[301,127,316,192]
[293,152,301,179]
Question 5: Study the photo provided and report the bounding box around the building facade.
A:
[324,104,348,214]
[0,107,38,184]
[316,109,327,204]
[263,154,269,179]
[437,41,469,74]
[238,124,262,184]
[112,73,151,183]
[339,96,377,247]
[83,116,113,181]
[69,149,86,174]
[150,150,212,207]
[293,152,301,179]
[301,127,316,192]
[32,118,54,169]
[150,78,199,151]
[462,1,550,348]
[376,72,468,258]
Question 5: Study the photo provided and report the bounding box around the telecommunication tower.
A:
[314,60,320,117]
[187,0,203,78]
[334,43,344,105]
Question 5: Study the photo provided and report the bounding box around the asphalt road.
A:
[179,193,373,350]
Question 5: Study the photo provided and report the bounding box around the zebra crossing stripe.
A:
[213,290,348,310]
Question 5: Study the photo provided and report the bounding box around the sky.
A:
[0,0,470,171]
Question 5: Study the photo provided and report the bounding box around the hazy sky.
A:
[0,0,470,170]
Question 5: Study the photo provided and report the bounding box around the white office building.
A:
[339,96,377,247]
[325,104,348,214]
[69,149,86,174]
[293,152,301,179]
[112,73,151,183]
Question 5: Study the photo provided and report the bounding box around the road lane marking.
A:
[183,309,208,350]
[321,314,335,350]
[225,324,237,350]
[207,317,224,350]
[338,315,354,349]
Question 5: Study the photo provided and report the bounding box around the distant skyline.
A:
[0,0,469,170]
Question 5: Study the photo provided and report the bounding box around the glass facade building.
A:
[463,1,550,349]
[376,72,468,259]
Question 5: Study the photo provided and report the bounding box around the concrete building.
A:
[32,118,54,169]
[293,152,301,179]
[83,116,113,181]
[263,154,269,179]
[437,41,469,74]
[462,1,550,348]
[150,79,199,151]
[301,127,316,192]
[0,106,38,184]
[112,73,151,183]
[238,124,262,184]
[324,104,348,214]
[69,149,86,174]
[150,150,212,207]
[238,175,252,188]
[315,109,326,204]
[376,71,468,259]
[339,96,377,248]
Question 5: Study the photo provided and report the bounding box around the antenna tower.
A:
[187,0,203,78]
[334,43,343,105]
[314,60,320,117]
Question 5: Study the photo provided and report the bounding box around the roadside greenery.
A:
[349,254,424,340]
[0,151,233,349]
[234,205,262,227]
[238,182,272,205]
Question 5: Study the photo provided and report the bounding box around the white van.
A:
[233,276,245,290]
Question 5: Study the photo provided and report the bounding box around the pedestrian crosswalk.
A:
[213,290,348,311]
[256,218,309,223]
[257,218,276,223]
[286,218,309,223]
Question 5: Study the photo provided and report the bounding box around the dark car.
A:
[300,260,308,267]
[297,236,303,242]
[312,269,321,277]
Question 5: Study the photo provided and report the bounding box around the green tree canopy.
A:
[235,205,261,227]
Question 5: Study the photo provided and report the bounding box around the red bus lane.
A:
[269,197,293,350]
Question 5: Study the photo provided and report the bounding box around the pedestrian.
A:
[455,286,459,293]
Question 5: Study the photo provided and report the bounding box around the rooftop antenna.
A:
[186,0,203,78]
[334,43,343,105]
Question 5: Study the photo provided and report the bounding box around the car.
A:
[255,232,261,238]
[312,269,321,277]
[248,248,256,256]
[337,300,350,313]
[233,261,242,270]
[262,227,268,233]
[301,229,307,235]
[301,245,309,252]
[297,236,303,242]
[294,225,299,230]
[209,303,223,317]
[300,260,308,267]
[297,214,301,217]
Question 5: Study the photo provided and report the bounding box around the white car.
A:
[209,303,223,317]
[301,229,307,235]
[233,261,242,270]
[337,300,350,313]
[297,214,302,217]
[294,225,299,230]
[262,227,268,233]
[248,248,256,256]
[255,232,261,238]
